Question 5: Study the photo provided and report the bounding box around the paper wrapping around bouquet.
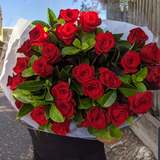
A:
[0,18,154,139]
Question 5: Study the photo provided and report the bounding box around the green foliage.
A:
[49,103,65,122]
[22,68,36,77]
[78,96,93,110]
[113,33,124,42]
[134,82,147,93]
[52,66,61,79]
[30,20,50,28]
[28,55,39,68]
[101,90,117,108]
[61,46,81,56]
[45,105,51,119]
[125,116,134,124]
[16,104,34,119]
[82,32,95,43]
[49,32,58,46]
[95,27,104,34]
[38,124,47,131]
[118,83,138,97]
[118,74,131,84]
[45,87,53,101]
[73,111,83,122]
[32,46,43,55]
[47,8,57,27]
[47,121,53,133]
[109,125,122,138]
[73,38,81,49]
[116,40,132,49]
[69,80,83,96]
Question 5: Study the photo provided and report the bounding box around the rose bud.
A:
[6,74,16,87]
[139,42,160,64]
[56,99,76,118]
[10,74,27,91]
[99,67,122,88]
[146,65,160,84]
[79,11,101,32]
[32,58,54,78]
[56,23,79,45]
[13,57,30,74]
[128,91,153,114]
[15,101,24,110]
[108,101,131,127]
[86,106,110,130]
[51,119,71,136]
[58,9,79,23]
[95,33,115,55]
[42,43,61,65]
[82,78,104,99]
[127,27,148,47]
[30,106,49,126]
[17,39,35,57]
[29,24,49,46]
[72,63,95,84]
[51,82,72,101]
[121,51,140,73]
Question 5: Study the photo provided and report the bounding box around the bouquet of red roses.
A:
[4,8,160,141]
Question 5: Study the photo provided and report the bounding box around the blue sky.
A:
[1,0,106,27]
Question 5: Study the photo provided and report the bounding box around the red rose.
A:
[56,23,79,45]
[58,9,79,23]
[30,106,48,126]
[79,11,101,32]
[32,58,54,78]
[15,101,24,110]
[146,65,160,83]
[87,106,110,129]
[127,27,148,47]
[17,39,35,57]
[72,63,95,83]
[51,82,72,101]
[51,119,71,136]
[121,51,140,73]
[56,99,76,118]
[139,43,160,64]
[79,119,91,128]
[29,24,49,46]
[42,43,61,65]
[13,57,30,74]
[95,33,115,55]
[99,67,122,88]
[82,79,104,99]
[128,91,153,114]
[10,74,27,91]
[6,74,16,86]
[108,101,131,127]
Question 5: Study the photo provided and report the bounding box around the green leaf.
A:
[73,38,81,49]
[30,98,50,108]
[45,87,53,101]
[136,77,143,82]
[109,125,122,138]
[116,40,132,49]
[125,116,133,124]
[38,124,47,131]
[16,80,46,91]
[96,28,104,34]
[113,33,124,42]
[64,65,73,73]
[132,74,137,83]
[82,43,89,50]
[88,126,96,136]
[45,105,51,119]
[30,20,50,28]
[135,67,148,80]
[22,68,36,77]
[67,115,74,120]
[87,39,96,50]
[106,132,111,142]
[49,32,58,46]
[32,45,43,54]
[78,96,93,110]
[52,65,61,79]
[69,80,83,96]
[47,121,53,133]
[82,32,95,43]
[118,74,131,84]
[74,111,83,122]
[49,103,65,122]
[105,30,109,33]
[12,89,33,103]
[134,82,147,93]
[101,90,117,108]
[28,55,39,68]
[47,8,57,27]
[61,69,73,80]
[61,46,81,56]
[130,38,138,51]
[96,96,103,104]
[58,18,65,24]
[16,104,34,119]
[118,83,138,97]
[83,58,90,65]
[21,90,31,96]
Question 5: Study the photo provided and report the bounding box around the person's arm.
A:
[97,136,119,144]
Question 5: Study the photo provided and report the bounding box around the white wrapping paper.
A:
[0,18,153,139]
